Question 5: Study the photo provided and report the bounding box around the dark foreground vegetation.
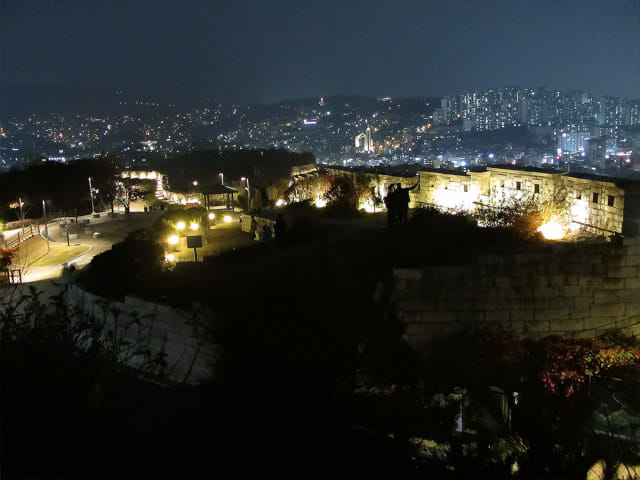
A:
[3,207,640,478]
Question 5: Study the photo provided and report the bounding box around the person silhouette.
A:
[394,181,419,224]
[384,184,398,228]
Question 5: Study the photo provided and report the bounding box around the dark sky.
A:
[2,0,639,104]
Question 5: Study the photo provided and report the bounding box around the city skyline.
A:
[2,0,640,106]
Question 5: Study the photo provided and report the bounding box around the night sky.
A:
[2,0,640,105]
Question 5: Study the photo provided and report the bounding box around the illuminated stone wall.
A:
[412,166,629,237]
[390,238,640,348]
[325,167,421,207]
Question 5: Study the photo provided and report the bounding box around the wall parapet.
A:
[390,242,640,348]
[68,285,216,385]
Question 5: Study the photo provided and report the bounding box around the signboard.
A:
[186,235,202,249]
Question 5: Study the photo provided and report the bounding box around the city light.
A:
[189,222,199,231]
[176,221,186,230]
[165,253,175,262]
[275,199,285,207]
[223,215,232,223]
[168,235,179,245]
[208,213,215,220]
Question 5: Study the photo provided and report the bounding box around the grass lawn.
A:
[15,236,90,267]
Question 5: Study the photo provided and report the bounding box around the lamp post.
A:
[218,172,224,185]
[42,199,50,254]
[88,177,95,215]
[241,177,250,212]
[18,196,24,232]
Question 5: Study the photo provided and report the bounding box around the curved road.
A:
[6,203,160,283]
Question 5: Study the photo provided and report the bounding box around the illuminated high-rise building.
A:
[354,127,374,153]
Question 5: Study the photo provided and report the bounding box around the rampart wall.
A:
[68,285,216,385]
[390,238,640,349]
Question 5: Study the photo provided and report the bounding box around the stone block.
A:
[622,237,640,247]
[566,275,579,286]
[524,319,550,333]
[510,276,528,288]
[579,277,603,288]
[624,277,640,289]
[550,317,583,332]
[397,311,422,325]
[561,285,581,297]
[486,310,510,323]
[510,309,534,322]
[548,296,569,309]
[591,263,606,276]
[617,289,640,302]
[534,276,549,287]
[547,275,565,287]
[534,308,570,322]
[602,277,625,290]
[495,276,512,288]
[623,303,640,317]
[570,296,593,311]
[476,298,497,310]
[394,268,422,280]
[583,316,616,330]
[533,286,557,298]
[624,255,640,267]
[607,266,636,278]
[421,311,457,323]
[593,291,617,304]
[458,311,485,323]
[590,303,625,317]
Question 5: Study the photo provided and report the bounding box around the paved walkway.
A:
[6,204,160,283]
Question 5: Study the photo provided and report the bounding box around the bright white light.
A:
[180,198,187,205]
[223,215,232,223]
[176,221,186,230]
[275,199,285,207]
[315,197,327,208]
[189,222,199,231]
[193,180,198,186]
[537,221,565,240]
[208,213,215,220]
[165,253,175,262]
[168,235,179,245]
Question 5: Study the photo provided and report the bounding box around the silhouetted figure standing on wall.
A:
[395,182,419,224]
[384,184,398,228]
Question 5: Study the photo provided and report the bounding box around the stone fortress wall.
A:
[68,285,216,385]
[326,165,640,237]
[390,237,640,347]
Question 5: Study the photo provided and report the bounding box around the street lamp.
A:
[218,172,224,185]
[88,177,95,215]
[241,177,250,212]
[42,199,50,254]
[193,180,198,186]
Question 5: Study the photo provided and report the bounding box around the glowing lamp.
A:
[315,198,327,208]
[223,215,232,223]
[537,221,565,240]
[276,199,285,207]
[208,213,215,220]
[165,253,175,262]
[168,235,179,245]
[176,221,186,230]
[189,222,199,231]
